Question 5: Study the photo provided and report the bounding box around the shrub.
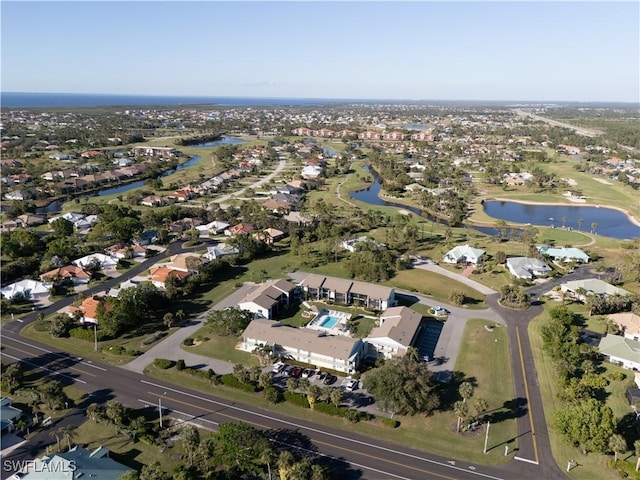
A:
[313,402,341,416]
[176,359,186,371]
[607,371,626,382]
[106,345,141,357]
[220,374,258,392]
[182,337,195,346]
[68,327,95,341]
[142,332,167,346]
[264,386,283,404]
[284,391,310,408]
[153,358,175,370]
[381,418,400,428]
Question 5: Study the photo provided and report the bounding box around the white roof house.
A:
[196,220,230,237]
[48,212,86,224]
[537,246,590,263]
[238,318,364,374]
[366,306,423,359]
[443,244,486,264]
[202,243,240,261]
[72,253,119,270]
[506,257,552,279]
[1,279,51,300]
[560,278,631,299]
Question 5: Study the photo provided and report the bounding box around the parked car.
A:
[323,374,337,385]
[344,379,359,392]
[272,361,285,373]
[432,306,448,315]
[301,369,314,379]
[316,372,327,382]
[289,367,303,378]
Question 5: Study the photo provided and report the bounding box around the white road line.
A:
[514,456,539,465]
[141,380,505,480]
[136,399,219,427]
[4,336,107,371]
[1,352,87,384]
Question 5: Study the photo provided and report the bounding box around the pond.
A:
[482,200,640,240]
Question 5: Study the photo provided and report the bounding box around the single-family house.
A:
[1,398,24,434]
[607,312,640,341]
[17,445,133,480]
[67,295,113,325]
[365,307,423,359]
[537,246,590,263]
[238,319,364,374]
[506,257,552,279]
[238,279,297,319]
[443,244,486,264]
[72,253,119,271]
[134,230,159,246]
[1,279,51,300]
[254,228,285,244]
[40,265,92,285]
[196,220,230,237]
[202,243,240,261]
[169,253,202,272]
[560,278,631,299]
[225,223,255,236]
[149,266,190,289]
[598,335,640,370]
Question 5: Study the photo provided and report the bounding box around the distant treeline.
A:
[175,134,223,146]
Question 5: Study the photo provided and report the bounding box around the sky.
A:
[1,1,638,102]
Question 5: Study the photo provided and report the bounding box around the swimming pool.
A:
[319,315,340,329]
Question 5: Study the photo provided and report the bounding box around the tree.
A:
[578,218,584,231]
[553,399,616,454]
[86,403,100,422]
[163,312,174,329]
[105,400,126,428]
[50,428,62,452]
[473,397,489,421]
[2,362,23,393]
[215,422,272,476]
[180,424,200,466]
[363,356,439,416]
[634,439,640,471]
[51,218,74,238]
[307,385,322,409]
[459,381,474,403]
[494,251,506,264]
[453,400,468,433]
[591,222,598,234]
[608,433,626,462]
[139,461,169,480]
[60,425,77,450]
[40,379,66,410]
[449,290,465,306]
[207,307,253,336]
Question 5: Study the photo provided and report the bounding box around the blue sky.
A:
[1,1,638,102]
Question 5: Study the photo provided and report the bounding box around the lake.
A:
[482,200,640,240]
[190,137,246,148]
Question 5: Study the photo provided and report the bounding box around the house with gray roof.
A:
[238,319,364,374]
[598,335,640,370]
[506,257,552,279]
[560,278,631,299]
[17,445,133,480]
[365,307,423,359]
[537,246,590,263]
[238,279,297,319]
[1,398,24,434]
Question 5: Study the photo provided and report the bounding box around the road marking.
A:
[136,399,219,427]
[516,326,540,465]
[4,336,107,371]
[141,380,506,480]
[514,456,539,465]
[1,352,87,384]
[3,344,98,378]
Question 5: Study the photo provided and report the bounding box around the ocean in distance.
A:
[0,92,357,108]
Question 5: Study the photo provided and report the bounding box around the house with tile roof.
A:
[149,266,190,289]
[40,265,92,285]
[238,319,364,374]
[598,335,640,370]
[67,295,113,325]
[606,312,640,341]
[365,307,423,359]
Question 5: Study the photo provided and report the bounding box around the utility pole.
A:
[93,323,98,351]
[158,397,163,428]
[483,420,490,454]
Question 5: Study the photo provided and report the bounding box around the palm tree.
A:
[175,309,185,324]
[49,428,62,452]
[561,216,567,228]
[459,382,474,403]
[473,397,489,422]
[577,218,584,231]
[609,433,626,462]
[60,425,77,450]
[329,387,343,407]
[86,403,100,422]
[591,222,599,234]
[406,346,420,362]
[453,400,468,433]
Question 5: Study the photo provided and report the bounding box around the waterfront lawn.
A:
[388,269,486,308]
[528,301,633,480]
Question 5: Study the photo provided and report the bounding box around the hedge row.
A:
[284,391,310,408]
[153,358,175,369]
[220,374,259,392]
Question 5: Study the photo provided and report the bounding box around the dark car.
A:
[323,374,337,385]
[316,372,327,382]
[301,369,315,379]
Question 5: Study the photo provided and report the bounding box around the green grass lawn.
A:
[146,317,517,466]
[388,269,487,308]
[528,301,636,480]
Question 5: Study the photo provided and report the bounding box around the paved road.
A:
[2,332,545,480]
[413,261,498,295]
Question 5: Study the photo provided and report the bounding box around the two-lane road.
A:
[1,332,544,480]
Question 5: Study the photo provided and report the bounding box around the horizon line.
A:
[2,91,638,105]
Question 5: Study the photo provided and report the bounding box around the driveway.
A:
[122,283,259,374]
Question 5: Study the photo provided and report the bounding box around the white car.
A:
[432,306,448,315]
[344,379,359,392]
[272,362,285,373]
